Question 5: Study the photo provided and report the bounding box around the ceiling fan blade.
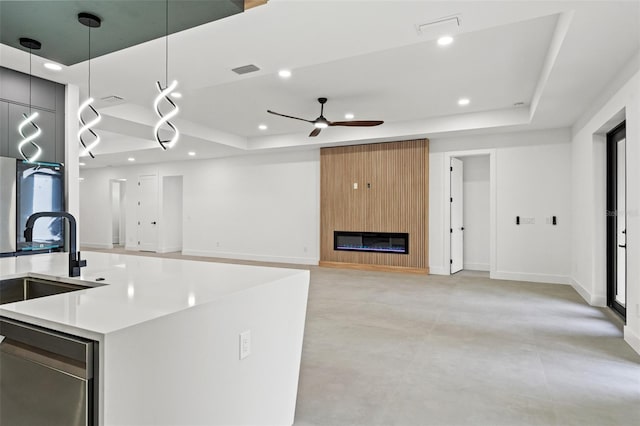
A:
[309,128,322,137]
[329,120,384,127]
[267,110,314,123]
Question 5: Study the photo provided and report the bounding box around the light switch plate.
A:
[240,330,251,360]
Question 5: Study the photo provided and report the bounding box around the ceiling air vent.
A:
[232,64,260,75]
[415,15,462,38]
[100,95,124,103]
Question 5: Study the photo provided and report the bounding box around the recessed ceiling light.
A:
[345,113,354,120]
[258,124,268,130]
[188,151,196,156]
[458,98,470,106]
[79,162,86,166]
[44,62,62,71]
[437,36,454,46]
[128,157,135,162]
[171,92,182,99]
[278,69,292,79]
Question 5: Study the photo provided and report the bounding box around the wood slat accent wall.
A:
[320,139,429,273]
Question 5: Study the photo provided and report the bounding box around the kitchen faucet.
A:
[24,211,87,277]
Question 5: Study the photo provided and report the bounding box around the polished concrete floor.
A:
[86,248,640,425]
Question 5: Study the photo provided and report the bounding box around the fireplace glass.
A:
[334,231,409,254]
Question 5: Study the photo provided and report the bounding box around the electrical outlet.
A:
[240,330,251,360]
[353,182,358,190]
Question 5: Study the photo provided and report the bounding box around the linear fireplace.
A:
[334,231,409,254]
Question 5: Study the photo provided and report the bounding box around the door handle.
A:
[461,227,464,231]
[151,221,157,225]
[618,244,626,248]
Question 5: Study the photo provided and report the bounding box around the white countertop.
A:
[0,251,310,336]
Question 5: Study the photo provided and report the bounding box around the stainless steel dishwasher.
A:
[0,317,98,426]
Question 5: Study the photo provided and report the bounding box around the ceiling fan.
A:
[267,97,384,137]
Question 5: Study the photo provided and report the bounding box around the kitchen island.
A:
[0,251,310,426]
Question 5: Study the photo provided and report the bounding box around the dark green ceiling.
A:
[0,0,244,65]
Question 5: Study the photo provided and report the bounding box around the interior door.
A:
[137,175,158,252]
[606,122,626,318]
[450,158,464,273]
[111,181,120,245]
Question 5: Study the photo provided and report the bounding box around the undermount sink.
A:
[0,277,96,305]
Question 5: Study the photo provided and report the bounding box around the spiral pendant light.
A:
[17,38,43,163]
[77,12,102,158]
[154,0,180,150]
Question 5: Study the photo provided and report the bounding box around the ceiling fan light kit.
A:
[268,97,383,137]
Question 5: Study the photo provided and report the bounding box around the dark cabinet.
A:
[0,67,57,111]
[7,104,57,163]
[0,67,64,163]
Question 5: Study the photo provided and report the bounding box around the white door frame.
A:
[450,157,464,273]
[442,149,497,277]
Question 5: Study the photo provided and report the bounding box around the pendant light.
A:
[77,12,102,158]
[153,0,180,150]
[17,38,43,163]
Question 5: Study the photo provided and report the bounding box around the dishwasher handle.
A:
[1,338,90,380]
[0,318,92,364]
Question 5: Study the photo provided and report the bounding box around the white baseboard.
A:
[157,246,182,254]
[491,271,570,285]
[624,326,640,356]
[80,242,114,250]
[571,277,591,304]
[591,294,607,307]
[429,266,448,275]
[570,277,606,306]
[463,263,490,272]
[181,249,318,266]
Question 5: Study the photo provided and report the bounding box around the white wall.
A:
[429,128,572,283]
[80,168,117,249]
[461,155,490,271]
[495,141,571,282]
[80,150,320,264]
[571,64,640,355]
[160,176,183,253]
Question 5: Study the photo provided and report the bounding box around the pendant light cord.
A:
[88,23,92,98]
[28,47,32,114]
[165,0,169,88]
